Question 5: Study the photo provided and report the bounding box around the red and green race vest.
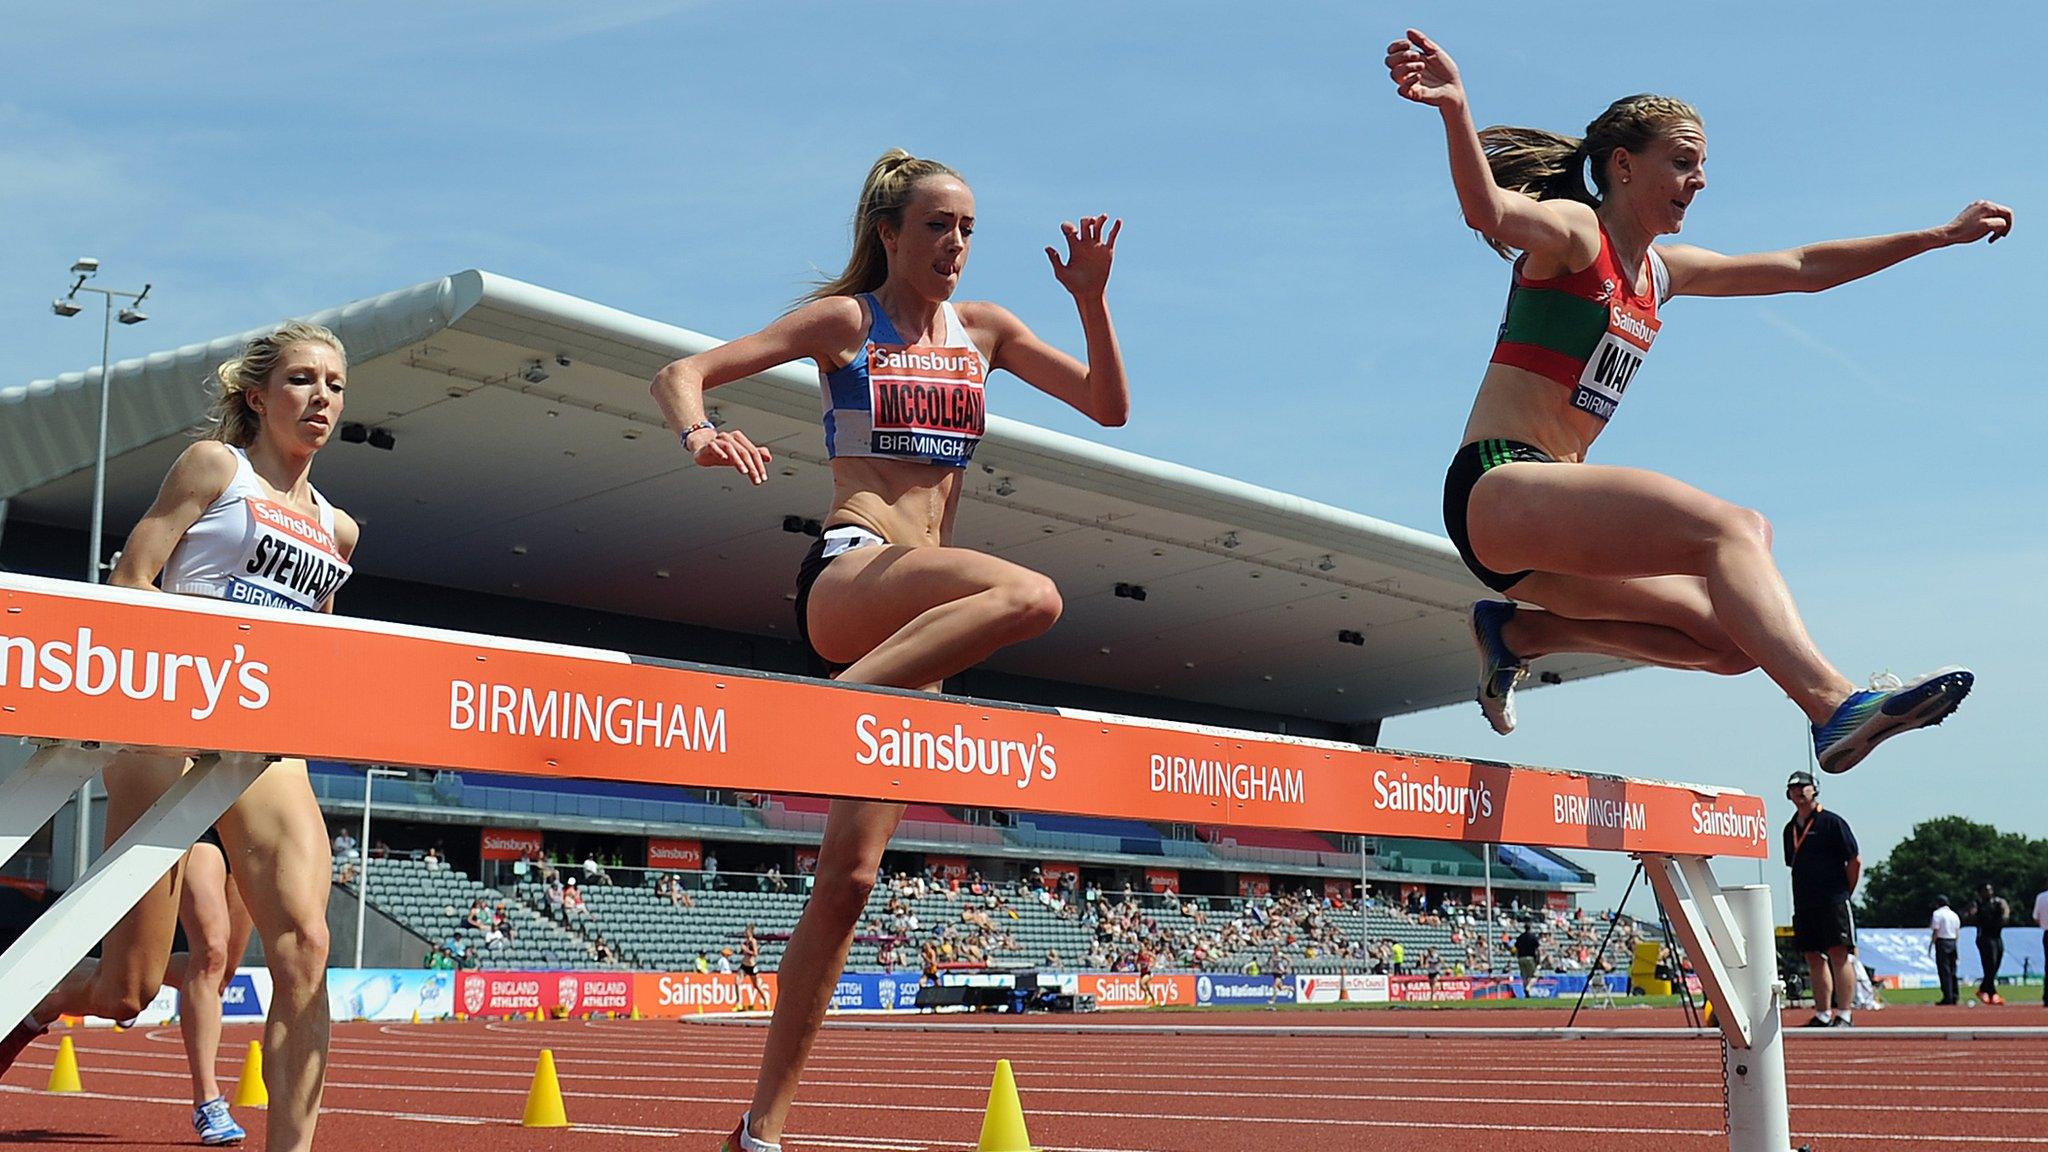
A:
[1490,229,1669,424]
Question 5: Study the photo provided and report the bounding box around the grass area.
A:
[1880,980,2044,1006]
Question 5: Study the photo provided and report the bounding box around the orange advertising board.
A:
[633,971,777,1017]
[0,575,1768,858]
[1077,972,1199,1008]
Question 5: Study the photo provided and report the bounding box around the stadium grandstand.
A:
[3,269,1637,982]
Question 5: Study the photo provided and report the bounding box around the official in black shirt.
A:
[1514,925,1542,987]
[1783,770,1860,1027]
[1964,882,2010,1004]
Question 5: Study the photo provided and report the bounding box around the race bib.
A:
[1572,304,1660,422]
[866,342,986,464]
[228,497,351,612]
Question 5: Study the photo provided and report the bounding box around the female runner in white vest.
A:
[0,322,357,1152]
[652,150,1128,1152]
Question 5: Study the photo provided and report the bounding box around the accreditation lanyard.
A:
[1789,813,1823,863]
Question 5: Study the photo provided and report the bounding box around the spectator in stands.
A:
[582,853,613,886]
[1784,769,1861,1027]
[1965,883,2010,1004]
[332,827,358,859]
[464,900,489,932]
[717,949,734,975]
[695,952,711,975]
[703,852,720,890]
[336,859,357,887]
[1930,895,1962,1006]
[877,941,900,972]
[371,839,391,860]
[561,878,586,917]
[592,936,617,964]
[423,846,444,871]
[544,876,565,915]
[535,855,559,885]
[766,864,788,894]
[1515,922,1543,987]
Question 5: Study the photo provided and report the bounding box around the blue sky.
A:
[4,2,2042,921]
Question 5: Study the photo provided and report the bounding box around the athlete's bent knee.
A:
[996,573,1062,641]
[808,868,878,924]
[1719,506,1773,553]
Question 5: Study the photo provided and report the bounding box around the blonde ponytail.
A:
[805,149,964,302]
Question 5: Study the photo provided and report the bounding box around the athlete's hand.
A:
[1386,29,1465,111]
[1046,214,1121,299]
[1937,199,2014,245]
[688,427,773,485]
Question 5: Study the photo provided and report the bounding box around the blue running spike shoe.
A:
[1812,666,1974,775]
[1470,600,1528,735]
[193,1096,246,1146]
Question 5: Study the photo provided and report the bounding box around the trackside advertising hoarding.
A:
[0,574,1768,859]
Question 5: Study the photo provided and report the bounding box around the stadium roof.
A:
[1,270,1628,725]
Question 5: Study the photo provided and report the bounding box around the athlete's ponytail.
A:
[1476,94,1702,258]
[201,320,347,447]
[805,149,964,302]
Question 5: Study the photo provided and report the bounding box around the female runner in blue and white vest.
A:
[1,322,356,1152]
[651,149,1128,1152]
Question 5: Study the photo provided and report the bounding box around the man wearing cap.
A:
[1930,894,1962,1006]
[1784,770,1860,1027]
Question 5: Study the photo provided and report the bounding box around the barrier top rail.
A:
[0,573,1767,859]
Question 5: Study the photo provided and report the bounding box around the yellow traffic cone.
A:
[629,1006,642,1021]
[231,1041,268,1108]
[47,1035,82,1093]
[522,1049,568,1128]
[976,1059,1038,1152]
[410,1009,421,1025]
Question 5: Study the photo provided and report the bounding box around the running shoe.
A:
[1798,1015,1834,1028]
[1828,1016,1854,1028]
[718,1114,780,1152]
[193,1097,247,1146]
[1469,600,1528,736]
[0,1018,47,1081]
[1811,667,1974,774]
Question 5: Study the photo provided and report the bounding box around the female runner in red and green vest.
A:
[1388,29,2011,773]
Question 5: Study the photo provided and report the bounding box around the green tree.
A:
[1859,817,2048,926]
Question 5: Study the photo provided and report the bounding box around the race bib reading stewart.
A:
[866,341,986,466]
[1572,303,1660,422]
[229,498,352,612]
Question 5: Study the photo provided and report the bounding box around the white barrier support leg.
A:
[0,751,268,1029]
[0,743,111,870]
[1643,853,1795,1152]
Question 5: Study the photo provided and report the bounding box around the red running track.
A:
[2,1004,2045,1151]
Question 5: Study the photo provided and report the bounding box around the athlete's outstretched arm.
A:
[108,441,239,591]
[650,298,863,484]
[1658,200,2014,297]
[978,214,1129,427]
[1386,29,1597,266]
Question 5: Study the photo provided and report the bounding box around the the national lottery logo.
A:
[558,976,580,1013]
[1197,975,1213,1001]
[879,978,898,1005]
[462,980,486,1015]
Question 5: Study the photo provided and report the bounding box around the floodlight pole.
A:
[50,263,152,887]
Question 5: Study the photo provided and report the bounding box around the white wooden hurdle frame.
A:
[0,572,1796,1151]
